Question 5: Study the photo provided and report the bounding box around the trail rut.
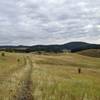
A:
[15,57,34,100]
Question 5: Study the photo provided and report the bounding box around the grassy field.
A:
[0,52,100,100]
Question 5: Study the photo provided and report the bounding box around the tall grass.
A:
[0,53,100,100]
[30,53,100,100]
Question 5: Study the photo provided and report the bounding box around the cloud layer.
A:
[0,0,100,45]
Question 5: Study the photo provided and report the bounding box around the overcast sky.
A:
[0,0,100,45]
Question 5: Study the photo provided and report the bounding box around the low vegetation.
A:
[1,52,5,57]
[78,49,100,58]
[0,52,100,100]
[30,53,100,100]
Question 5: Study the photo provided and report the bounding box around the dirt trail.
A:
[15,57,34,100]
[0,56,34,100]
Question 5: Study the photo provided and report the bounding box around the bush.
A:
[37,51,42,55]
[1,52,5,57]
[17,59,20,62]
[78,68,81,74]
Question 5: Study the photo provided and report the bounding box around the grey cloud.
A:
[0,0,100,45]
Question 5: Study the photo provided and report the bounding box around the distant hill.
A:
[0,45,29,52]
[0,42,100,53]
[26,42,100,53]
[62,42,100,52]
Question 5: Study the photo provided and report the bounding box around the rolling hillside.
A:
[0,42,100,53]
[78,49,100,58]
[0,52,100,99]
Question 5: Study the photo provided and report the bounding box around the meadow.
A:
[0,52,100,100]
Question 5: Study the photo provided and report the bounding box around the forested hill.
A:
[0,42,100,53]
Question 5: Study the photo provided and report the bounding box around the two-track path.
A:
[0,56,34,100]
[15,56,34,100]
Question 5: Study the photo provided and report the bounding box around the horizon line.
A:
[0,41,99,46]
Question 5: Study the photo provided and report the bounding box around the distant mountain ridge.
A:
[0,42,100,53]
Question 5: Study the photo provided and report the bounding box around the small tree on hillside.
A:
[1,52,5,57]
[17,59,20,62]
[37,51,42,55]
[78,68,81,74]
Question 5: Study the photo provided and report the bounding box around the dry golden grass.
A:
[0,52,100,100]
[0,52,26,100]
[78,49,100,58]
[30,53,100,100]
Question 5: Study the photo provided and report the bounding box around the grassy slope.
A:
[32,53,100,69]
[0,52,100,100]
[78,49,100,58]
[30,53,100,100]
[0,52,25,75]
[0,52,26,99]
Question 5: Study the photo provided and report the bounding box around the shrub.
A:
[37,51,42,55]
[78,68,81,74]
[1,52,5,57]
[17,59,20,62]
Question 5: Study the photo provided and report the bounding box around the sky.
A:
[0,0,100,45]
